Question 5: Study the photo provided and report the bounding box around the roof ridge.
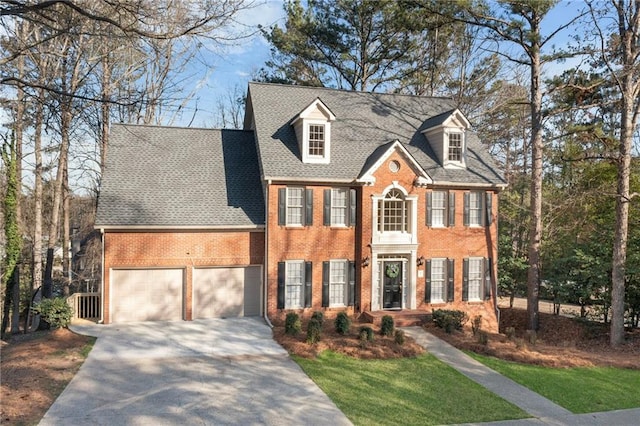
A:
[248,81,455,102]
[111,123,253,133]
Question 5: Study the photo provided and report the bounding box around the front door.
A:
[382,261,402,309]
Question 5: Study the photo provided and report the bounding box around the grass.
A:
[294,351,529,425]
[468,353,640,413]
[81,337,96,358]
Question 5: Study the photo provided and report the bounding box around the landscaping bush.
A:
[381,315,395,336]
[285,312,302,335]
[306,318,322,344]
[311,311,324,326]
[477,330,489,345]
[358,326,374,342]
[432,309,468,333]
[394,329,405,345]
[334,311,351,335]
[33,297,73,328]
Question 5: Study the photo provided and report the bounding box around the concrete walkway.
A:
[402,327,640,426]
[40,318,351,426]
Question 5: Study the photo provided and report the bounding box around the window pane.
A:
[331,188,347,225]
[382,190,407,232]
[308,124,325,156]
[468,258,483,301]
[287,188,303,225]
[329,261,347,306]
[286,261,303,308]
[432,191,446,227]
[469,192,482,226]
[449,133,462,162]
[431,259,445,303]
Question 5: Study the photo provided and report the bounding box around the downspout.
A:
[99,228,105,324]
[263,180,273,328]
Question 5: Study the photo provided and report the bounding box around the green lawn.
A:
[294,351,529,425]
[468,353,640,413]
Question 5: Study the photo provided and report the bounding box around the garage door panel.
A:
[111,269,183,323]
[193,266,261,319]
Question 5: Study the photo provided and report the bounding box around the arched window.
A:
[378,189,408,232]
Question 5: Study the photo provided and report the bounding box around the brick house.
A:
[96,82,506,329]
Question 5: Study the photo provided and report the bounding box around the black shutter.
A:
[349,189,357,226]
[277,262,285,309]
[485,192,493,226]
[304,261,313,308]
[426,192,432,227]
[322,261,330,307]
[305,189,313,226]
[348,261,356,306]
[463,192,470,226]
[278,188,286,226]
[425,259,432,302]
[484,258,492,300]
[462,258,469,301]
[448,192,456,227]
[447,258,455,302]
[323,189,331,226]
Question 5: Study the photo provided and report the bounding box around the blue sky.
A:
[177,0,587,128]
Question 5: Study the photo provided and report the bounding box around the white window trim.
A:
[371,184,418,245]
[285,260,305,309]
[330,188,348,227]
[286,187,305,227]
[468,191,483,228]
[467,257,483,302]
[303,119,331,164]
[329,259,348,307]
[430,258,447,303]
[431,191,447,228]
[444,129,466,169]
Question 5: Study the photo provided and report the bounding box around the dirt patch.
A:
[1,328,94,425]
[273,321,424,359]
[426,308,640,369]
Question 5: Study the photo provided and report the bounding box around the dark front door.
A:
[383,261,402,309]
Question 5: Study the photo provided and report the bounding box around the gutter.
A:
[263,179,273,328]
[99,228,105,324]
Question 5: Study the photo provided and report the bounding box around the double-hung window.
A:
[466,258,483,301]
[430,259,446,303]
[308,124,325,157]
[331,188,347,226]
[286,187,304,226]
[463,191,492,227]
[329,260,347,307]
[431,191,446,227]
[448,132,463,162]
[468,192,482,226]
[285,261,304,308]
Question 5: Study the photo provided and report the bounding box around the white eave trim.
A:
[431,181,508,190]
[264,176,358,184]
[358,140,432,184]
[422,108,471,133]
[291,97,336,124]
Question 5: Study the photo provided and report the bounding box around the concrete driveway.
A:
[40,318,351,425]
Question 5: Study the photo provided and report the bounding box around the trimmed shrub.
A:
[505,326,516,340]
[311,311,324,326]
[477,330,489,345]
[394,329,405,345]
[306,318,322,344]
[432,309,468,333]
[33,297,73,328]
[358,326,374,342]
[381,315,395,336]
[285,312,301,335]
[334,311,351,335]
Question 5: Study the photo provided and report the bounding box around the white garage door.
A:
[111,269,183,323]
[193,266,261,319]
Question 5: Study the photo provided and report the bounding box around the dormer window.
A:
[421,109,470,169]
[448,132,463,162]
[308,124,325,157]
[292,98,335,164]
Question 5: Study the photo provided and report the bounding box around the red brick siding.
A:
[103,230,264,323]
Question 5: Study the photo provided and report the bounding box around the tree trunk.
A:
[63,165,71,297]
[10,267,20,334]
[33,89,44,301]
[526,24,543,332]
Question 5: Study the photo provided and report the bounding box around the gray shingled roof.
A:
[247,82,505,186]
[95,125,264,227]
